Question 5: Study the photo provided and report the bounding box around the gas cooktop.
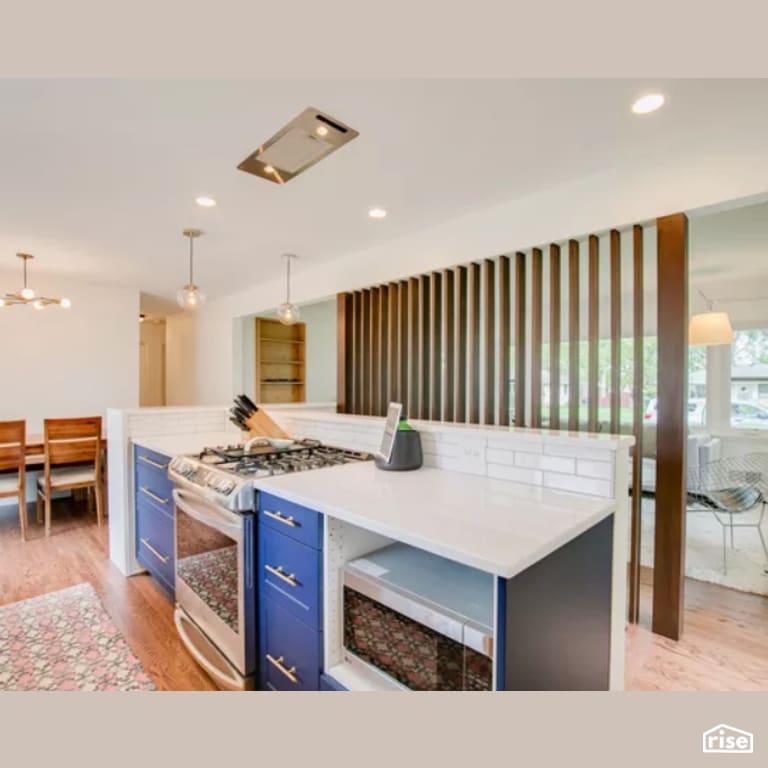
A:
[168,439,372,512]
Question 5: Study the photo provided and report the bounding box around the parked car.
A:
[644,398,706,427]
[643,397,768,428]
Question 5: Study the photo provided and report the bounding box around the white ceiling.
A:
[0,79,767,314]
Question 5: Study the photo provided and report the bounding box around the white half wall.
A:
[191,144,768,406]
[0,270,139,431]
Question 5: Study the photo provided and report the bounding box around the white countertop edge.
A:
[253,476,615,578]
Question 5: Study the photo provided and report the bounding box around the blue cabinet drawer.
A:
[259,525,322,630]
[260,596,322,692]
[320,674,347,691]
[259,492,322,550]
[134,446,173,504]
[136,498,175,591]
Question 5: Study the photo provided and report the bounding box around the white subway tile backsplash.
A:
[543,471,612,498]
[543,444,613,462]
[515,452,575,474]
[487,463,543,486]
[118,407,624,503]
[486,447,515,465]
[487,437,544,454]
[577,459,613,480]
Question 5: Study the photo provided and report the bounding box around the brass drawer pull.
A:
[141,538,170,564]
[263,509,298,527]
[140,486,169,505]
[266,654,299,684]
[264,564,299,587]
[138,455,168,470]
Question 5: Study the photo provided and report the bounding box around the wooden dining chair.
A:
[0,420,27,541]
[36,416,103,536]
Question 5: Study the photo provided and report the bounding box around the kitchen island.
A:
[253,462,620,692]
[108,404,632,692]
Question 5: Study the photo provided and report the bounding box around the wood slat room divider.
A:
[336,212,689,639]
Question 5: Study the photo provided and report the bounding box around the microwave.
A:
[342,543,494,691]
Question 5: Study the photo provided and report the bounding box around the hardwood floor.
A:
[1,498,766,691]
[0,499,216,691]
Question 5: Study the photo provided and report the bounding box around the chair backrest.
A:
[0,420,25,473]
[44,417,102,469]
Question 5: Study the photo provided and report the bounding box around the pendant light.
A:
[689,289,734,346]
[0,253,71,309]
[276,253,300,325]
[177,228,206,310]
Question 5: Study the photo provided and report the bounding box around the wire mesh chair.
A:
[686,453,768,575]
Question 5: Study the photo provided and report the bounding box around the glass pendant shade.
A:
[177,284,206,310]
[277,301,300,325]
[689,311,734,346]
[178,229,206,311]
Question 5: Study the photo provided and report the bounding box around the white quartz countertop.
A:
[132,432,239,458]
[253,462,615,578]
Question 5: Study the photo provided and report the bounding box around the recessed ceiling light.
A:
[368,207,387,219]
[196,195,217,207]
[264,165,275,174]
[315,124,329,137]
[632,93,665,115]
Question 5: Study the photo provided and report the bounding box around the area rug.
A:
[640,496,768,597]
[0,583,155,691]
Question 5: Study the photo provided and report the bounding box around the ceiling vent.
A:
[237,107,359,184]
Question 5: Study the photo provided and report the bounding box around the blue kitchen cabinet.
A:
[257,492,324,691]
[319,674,348,691]
[134,445,175,599]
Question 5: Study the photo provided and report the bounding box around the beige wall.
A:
[165,311,197,405]
[139,319,166,406]
[0,270,139,432]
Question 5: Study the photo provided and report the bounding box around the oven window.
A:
[343,587,492,691]
[177,508,240,634]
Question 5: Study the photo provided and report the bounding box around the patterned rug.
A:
[0,583,155,691]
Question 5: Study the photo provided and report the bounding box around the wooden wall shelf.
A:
[255,318,306,404]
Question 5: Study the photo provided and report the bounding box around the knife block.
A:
[242,409,290,439]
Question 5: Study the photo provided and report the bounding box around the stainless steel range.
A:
[167,438,371,690]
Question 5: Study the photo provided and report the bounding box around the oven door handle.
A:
[172,488,243,539]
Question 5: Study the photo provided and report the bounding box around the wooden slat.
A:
[587,234,600,432]
[567,240,580,431]
[407,277,419,419]
[371,287,381,415]
[483,258,496,424]
[514,252,527,426]
[352,291,362,413]
[468,262,481,423]
[378,284,389,415]
[530,248,543,428]
[610,229,621,434]
[387,283,398,405]
[398,281,408,407]
[336,293,353,414]
[419,275,431,419]
[430,273,443,421]
[549,245,561,430]
[442,270,455,422]
[629,224,644,625]
[361,289,371,415]
[496,255,511,426]
[454,267,468,423]
[653,213,689,641]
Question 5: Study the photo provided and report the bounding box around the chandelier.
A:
[0,253,71,310]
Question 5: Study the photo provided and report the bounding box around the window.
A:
[730,328,768,430]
